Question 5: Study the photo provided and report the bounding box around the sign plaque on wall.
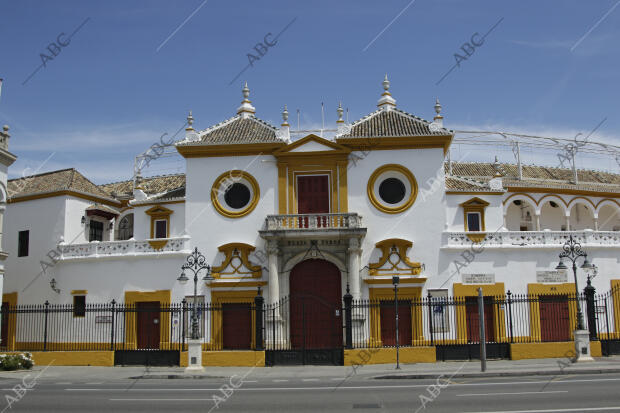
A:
[536,271,567,283]
[462,273,495,284]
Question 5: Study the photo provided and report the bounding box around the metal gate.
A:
[264,296,344,366]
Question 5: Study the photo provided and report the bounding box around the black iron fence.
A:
[0,286,618,352]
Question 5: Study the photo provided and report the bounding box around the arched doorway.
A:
[289,259,343,361]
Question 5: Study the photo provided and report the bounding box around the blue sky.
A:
[1,0,619,183]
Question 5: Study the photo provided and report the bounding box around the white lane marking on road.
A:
[331,378,346,381]
[56,382,72,385]
[273,379,288,382]
[302,379,319,382]
[85,382,103,385]
[64,376,620,392]
[111,399,215,401]
[457,390,568,397]
[464,407,620,413]
[243,380,258,383]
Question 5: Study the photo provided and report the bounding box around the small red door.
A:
[380,300,412,346]
[465,297,495,343]
[297,175,329,228]
[290,259,342,349]
[222,303,252,350]
[540,295,570,342]
[137,302,161,349]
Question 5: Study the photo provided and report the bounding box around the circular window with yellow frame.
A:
[367,164,418,214]
[211,170,260,218]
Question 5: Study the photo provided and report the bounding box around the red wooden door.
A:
[380,300,412,346]
[290,259,342,349]
[540,295,570,342]
[137,302,160,349]
[222,303,252,349]
[465,297,495,343]
[297,175,329,228]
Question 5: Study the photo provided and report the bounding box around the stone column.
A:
[348,238,362,300]
[266,240,279,304]
[535,213,541,231]
[593,217,599,231]
[565,215,571,231]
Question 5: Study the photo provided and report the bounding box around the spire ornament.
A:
[336,101,344,124]
[237,81,256,118]
[281,104,289,126]
[377,74,396,110]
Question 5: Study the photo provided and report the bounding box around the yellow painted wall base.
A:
[180,351,265,367]
[1,351,114,366]
[344,347,436,366]
[510,342,602,360]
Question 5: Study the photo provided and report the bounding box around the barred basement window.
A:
[73,295,86,317]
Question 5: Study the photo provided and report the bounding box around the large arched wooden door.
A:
[289,259,343,363]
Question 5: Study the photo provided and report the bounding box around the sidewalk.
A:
[0,356,619,382]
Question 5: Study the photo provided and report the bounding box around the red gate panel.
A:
[539,295,570,342]
[222,303,252,349]
[136,301,161,349]
[290,259,342,349]
[465,297,495,343]
[380,300,412,346]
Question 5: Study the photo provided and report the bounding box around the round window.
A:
[367,164,417,214]
[224,183,251,209]
[378,178,406,204]
[211,170,260,218]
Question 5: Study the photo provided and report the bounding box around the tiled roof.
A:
[99,173,185,199]
[445,176,495,192]
[337,108,452,138]
[179,115,282,145]
[447,162,620,193]
[8,168,116,201]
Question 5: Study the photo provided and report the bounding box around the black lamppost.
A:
[177,247,213,340]
[392,276,400,370]
[555,235,594,330]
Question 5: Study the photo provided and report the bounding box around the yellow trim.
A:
[508,187,620,198]
[510,342,575,360]
[210,290,257,350]
[211,243,262,279]
[612,280,620,339]
[134,200,185,207]
[148,240,169,250]
[210,170,260,218]
[364,277,427,284]
[367,164,418,214]
[145,205,173,238]
[0,351,114,366]
[71,290,88,295]
[124,290,171,350]
[1,292,17,351]
[180,351,265,367]
[369,238,422,276]
[537,194,569,208]
[596,198,620,209]
[461,197,489,231]
[452,283,506,344]
[336,135,453,155]
[368,287,423,346]
[446,191,504,195]
[208,281,267,288]
[344,347,435,365]
[527,283,578,342]
[8,190,121,207]
[176,142,286,158]
[274,135,349,214]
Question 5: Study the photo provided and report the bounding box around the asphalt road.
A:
[1,372,620,412]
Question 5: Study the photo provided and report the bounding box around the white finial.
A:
[336,101,344,123]
[493,156,503,177]
[434,99,442,116]
[377,74,396,110]
[431,98,444,129]
[186,110,194,131]
[237,81,256,118]
[281,104,289,126]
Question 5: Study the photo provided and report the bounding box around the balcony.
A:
[260,213,366,239]
[442,230,620,249]
[58,236,191,260]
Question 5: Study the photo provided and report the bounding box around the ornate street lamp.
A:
[392,275,400,370]
[178,247,213,340]
[555,235,595,361]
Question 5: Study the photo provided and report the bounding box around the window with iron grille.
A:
[73,295,86,317]
[89,220,103,242]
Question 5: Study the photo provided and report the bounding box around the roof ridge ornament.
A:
[276,104,291,143]
[429,98,444,132]
[336,101,344,124]
[377,73,396,111]
[237,81,256,118]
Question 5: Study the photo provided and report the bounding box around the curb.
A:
[130,375,227,379]
[374,368,620,379]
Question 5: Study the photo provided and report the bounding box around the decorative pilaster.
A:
[348,238,362,300]
[266,240,280,304]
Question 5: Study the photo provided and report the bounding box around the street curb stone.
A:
[374,368,620,379]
